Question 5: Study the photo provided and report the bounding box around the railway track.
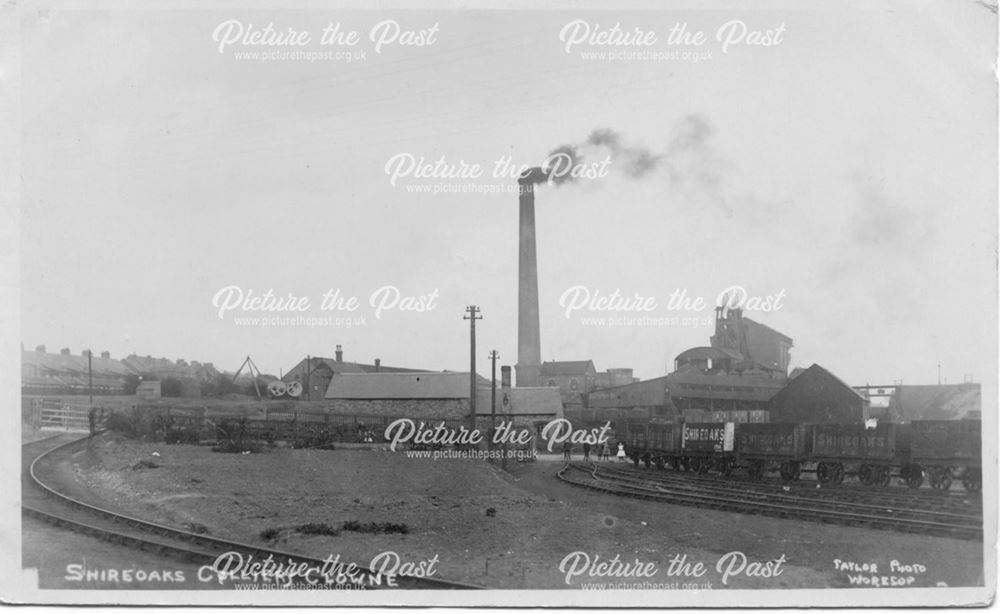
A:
[557,462,982,540]
[604,462,981,513]
[22,434,479,590]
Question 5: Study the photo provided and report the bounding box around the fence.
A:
[33,398,107,432]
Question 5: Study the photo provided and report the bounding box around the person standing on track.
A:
[616,442,626,462]
[582,441,591,461]
[601,442,611,461]
[563,441,572,461]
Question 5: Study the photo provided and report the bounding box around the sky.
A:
[16,1,998,392]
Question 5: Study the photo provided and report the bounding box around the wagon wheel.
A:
[904,464,924,489]
[780,461,801,482]
[929,467,952,490]
[938,468,952,491]
[875,465,891,488]
[779,462,790,481]
[779,461,791,481]
[816,462,832,484]
[747,459,765,480]
[831,463,845,485]
[859,464,874,486]
[962,468,981,493]
[717,456,734,477]
[697,457,711,474]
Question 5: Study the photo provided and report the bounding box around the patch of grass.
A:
[341,520,409,535]
[130,459,158,470]
[165,428,201,445]
[261,520,410,541]
[296,522,341,537]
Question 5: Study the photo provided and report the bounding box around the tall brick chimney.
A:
[515,171,543,387]
[374,358,381,371]
[335,345,343,363]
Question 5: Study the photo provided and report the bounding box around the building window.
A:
[570,378,579,391]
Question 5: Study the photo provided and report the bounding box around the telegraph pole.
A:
[489,350,499,451]
[464,306,482,431]
[87,350,93,406]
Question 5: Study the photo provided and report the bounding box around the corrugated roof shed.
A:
[666,371,785,402]
[325,372,490,399]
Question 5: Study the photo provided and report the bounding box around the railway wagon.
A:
[810,422,912,487]
[683,409,769,424]
[681,422,735,474]
[736,422,808,481]
[620,421,648,463]
[909,420,982,491]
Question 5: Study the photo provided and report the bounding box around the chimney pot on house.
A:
[335,345,343,363]
[101,351,110,359]
[36,344,46,353]
[375,358,381,371]
[60,348,71,355]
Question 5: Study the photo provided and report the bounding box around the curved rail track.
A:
[605,461,981,512]
[557,462,982,540]
[22,434,479,590]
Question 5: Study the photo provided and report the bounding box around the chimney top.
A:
[335,345,343,363]
[60,347,71,355]
[374,358,381,372]
[101,351,111,359]
[35,344,46,353]
[82,349,91,357]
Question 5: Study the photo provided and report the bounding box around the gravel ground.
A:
[59,433,984,590]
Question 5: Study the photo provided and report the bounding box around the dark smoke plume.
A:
[524,115,730,215]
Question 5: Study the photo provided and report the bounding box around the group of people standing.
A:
[562,440,627,462]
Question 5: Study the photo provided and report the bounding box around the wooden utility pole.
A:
[464,306,482,430]
[87,350,93,406]
[489,350,499,451]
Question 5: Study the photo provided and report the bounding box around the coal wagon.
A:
[810,423,912,487]
[681,422,735,474]
[735,422,808,481]
[909,420,982,491]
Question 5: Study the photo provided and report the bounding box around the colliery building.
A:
[767,363,870,423]
[537,360,639,413]
[323,371,563,424]
[282,345,429,401]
